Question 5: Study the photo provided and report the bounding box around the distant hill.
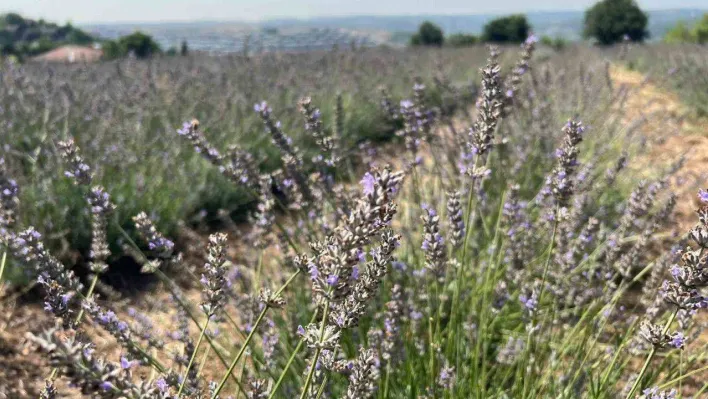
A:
[0,13,98,59]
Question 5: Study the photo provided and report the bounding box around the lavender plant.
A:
[2,42,706,399]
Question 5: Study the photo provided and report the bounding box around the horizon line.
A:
[18,7,698,26]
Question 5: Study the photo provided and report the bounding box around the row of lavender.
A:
[1,42,706,397]
[0,47,489,282]
[626,43,708,118]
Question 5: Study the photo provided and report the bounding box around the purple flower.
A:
[99,310,116,324]
[120,356,135,369]
[309,264,319,279]
[83,346,94,357]
[155,378,168,392]
[519,291,538,312]
[360,172,376,195]
[60,293,73,306]
[297,325,305,336]
[356,248,366,263]
[669,332,685,349]
[326,274,339,286]
[392,261,406,271]
[421,240,430,251]
[421,203,437,217]
[176,121,191,136]
[99,381,113,391]
[698,189,708,203]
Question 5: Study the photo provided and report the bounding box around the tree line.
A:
[411,0,654,47]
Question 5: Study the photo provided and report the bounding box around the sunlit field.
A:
[1,38,707,398]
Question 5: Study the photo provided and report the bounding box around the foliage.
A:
[583,0,648,45]
[410,21,444,47]
[180,40,189,56]
[664,13,708,44]
[446,33,478,47]
[481,14,531,43]
[0,13,97,59]
[540,35,568,51]
[102,31,162,59]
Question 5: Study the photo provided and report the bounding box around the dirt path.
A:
[610,66,708,228]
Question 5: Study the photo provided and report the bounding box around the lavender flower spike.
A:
[201,233,229,316]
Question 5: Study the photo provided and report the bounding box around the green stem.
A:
[212,306,269,399]
[657,364,708,390]
[300,302,330,399]
[74,273,99,324]
[268,308,320,399]
[0,250,7,293]
[269,338,306,399]
[624,309,678,399]
[315,345,338,399]
[380,362,390,397]
[521,206,559,398]
[196,345,213,378]
[177,317,210,396]
[536,206,559,304]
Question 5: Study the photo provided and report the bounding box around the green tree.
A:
[446,33,478,47]
[180,40,189,56]
[118,31,161,58]
[694,13,708,44]
[482,14,530,43]
[664,14,708,44]
[1,13,25,26]
[100,40,122,59]
[410,21,444,47]
[583,0,648,45]
[664,21,695,43]
[101,32,162,59]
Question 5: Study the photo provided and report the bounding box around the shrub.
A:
[540,35,568,51]
[102,31,162,59]
[410,21,444,47]
[446,33,478,47]
[583,0,648,45]
[481,14,530,43]
[665,13,708,44]
[180,40,189,56]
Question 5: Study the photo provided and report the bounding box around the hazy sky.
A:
[4,0,707,24]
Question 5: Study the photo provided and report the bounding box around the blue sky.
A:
[4,0,707,23]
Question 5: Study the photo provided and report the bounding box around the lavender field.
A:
[0,39,707,399]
